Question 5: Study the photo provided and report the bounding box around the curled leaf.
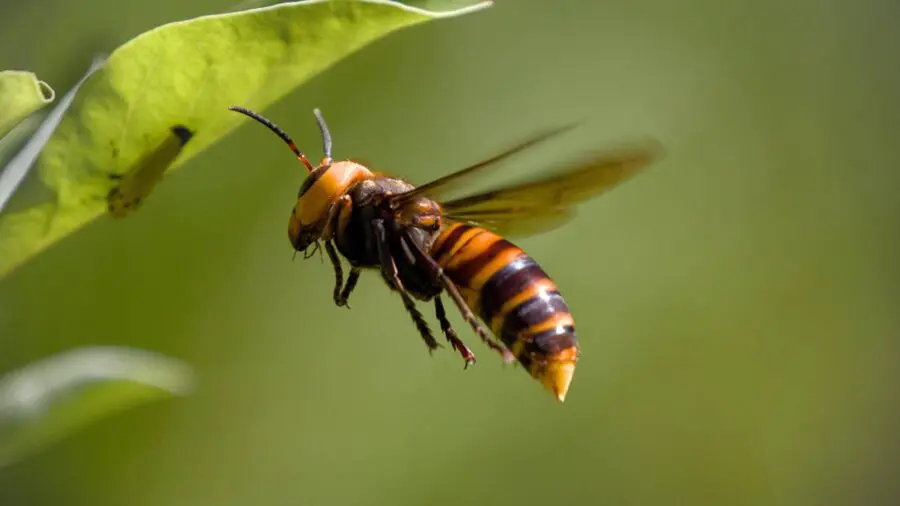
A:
[0,71,55,138]
[0,57,106,215]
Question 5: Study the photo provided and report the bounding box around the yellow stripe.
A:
[459,286,481,315]
[488,278,558,336]
[436,226,484,266]
[524,312,575,337]
[430,222,461,254]
[470,245,526,291]
[510,339,526,357]
[444,232,501,272]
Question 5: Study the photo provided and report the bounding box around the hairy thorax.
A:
[334,177,444,300]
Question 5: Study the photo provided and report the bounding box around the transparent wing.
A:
[388,123,579,209]
[438,138,663,237]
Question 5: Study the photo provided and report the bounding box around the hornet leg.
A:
[338,268,361,308]
[322,195,359,307]
[324,241,348,308]
[372,218,440,353]
[403,232,515,364]
[434,296,476,368]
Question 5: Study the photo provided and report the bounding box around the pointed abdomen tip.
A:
[536,346,578,403]
[551,362,575,402]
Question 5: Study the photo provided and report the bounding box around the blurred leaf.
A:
[0,346,195,468]
[0,57,106,215]
[0,71,55,138]
[0,0,492,280]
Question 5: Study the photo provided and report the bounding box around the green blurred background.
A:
[2,1,899,505]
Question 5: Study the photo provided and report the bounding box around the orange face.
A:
[288,160,373,252]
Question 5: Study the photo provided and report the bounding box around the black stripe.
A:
[479,256,546,329]
[501,290,568,338]
[525,324,578,356]
[445,238,516,286]
[439,226,486,268]
[298,166,328,198]
[516,350,533,370]
[431,224,471,262]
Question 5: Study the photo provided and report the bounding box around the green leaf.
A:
[0,71,55,139]
[0,57,106,215]
[0,346,194,468]
[0,0,492,280]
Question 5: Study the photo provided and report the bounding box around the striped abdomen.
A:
[429,222,579,401]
